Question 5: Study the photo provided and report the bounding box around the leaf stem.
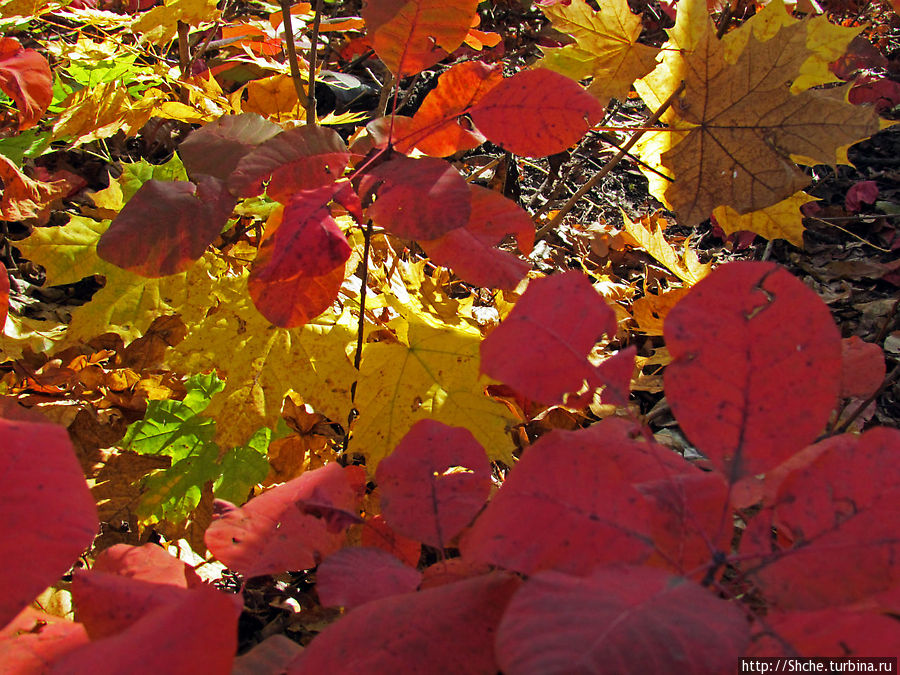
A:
[280,0,311,122]
[534,81,685,242]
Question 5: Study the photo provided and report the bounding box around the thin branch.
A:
[280,0,310,118]
[306,0,324,125]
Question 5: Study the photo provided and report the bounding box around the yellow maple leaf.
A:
[537,0,659,107]
[241,73,308,124]
[132,0,221,45]
[712,191,818,248]
[631,287,691,336]
[52,83,168,146]
[621,210,710,285]
[635,0,881,227]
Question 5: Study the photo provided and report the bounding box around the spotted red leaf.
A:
[496,567,750,674]
[248,260,346,328]
[469,69,604,157]
[179,113,282,182]
[0,420,98,629]
[97,176,236,277]
[664,262,842,482]
[228,125,350,201]
[205,463,364,577]
[361,155,470,239]
[361,514,421,568]
[840,335,885,399]
[362,0,480,77]
[393,61,502,156]
[376,420,491,548]
[480,271,616,405]
[0,38,51,130]
[317,547,422,609]
[292,572,520,673]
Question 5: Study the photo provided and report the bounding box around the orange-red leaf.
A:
[0,38,51,130]
[469,68,603,157]
[248,263,347,328]
[362,0,480,76]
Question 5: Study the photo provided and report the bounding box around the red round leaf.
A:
[0,420,98,629]
[361,155,470,239]
[317,547,422,609]
[248,262,346,328]
[179,112,282,182]
[749,608,900,657]
[664,262,842,481]
[376,420,491,548]
[0,38,51,130]
[362,0,480,77]
[470,69,604,157]
[228,125,350,201]
[97,176,236,277]
[293,572,520,673]
[479,271,616,405]
[840,335,885,399]
[361,514,421,568]
[0,608,89,671]
[91,543,203,589]
[204,463,364,577]
[496,567,750,674]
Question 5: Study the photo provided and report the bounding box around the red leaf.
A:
[248,260,346,328]
[1,265,8,330]
[292,572,520,673]
[664,262,842,481]
[419,557,492,589]
[0,420,98,629]
[393,61,502,156]
[495,567,750,674]
[469,69,604,157]
[750,427,900,609]
[840,336,885,399]
[362,0,480,76]
[204,463,364,577]
[361,514,421,568]
[91,543,202,589]
[179,112,282,182]
[361,155,470,239]
[849,76,900,114]
[460,423,656,575]
[480,271,616,405]
[375,420,491,548]
[317,547,422,609]
[53,582,239,674]
[228,125,350,201]
[0,608,88,671]
[845,180,879,212]
[749,608,900,657]
[233,636,303,674]
[593,345,636,407]
[0,38,51,130]
[97,176,236,277]
[252,188,352,282]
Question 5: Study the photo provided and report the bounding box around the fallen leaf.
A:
[0,37,51,130]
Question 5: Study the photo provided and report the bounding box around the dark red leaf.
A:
[393,61,502,156]
[248,262,346,328]
[844,180,879,212]
[1,265,8,330]
[496,567,750,674]
[179,113,282,182]
[292,572,520,673]
[97,176,236,277]
[840,335,885,398]
[317,547,422,609]
[749,608,900,657]
[593,345,636,407]
[361,514,421,568]
[664,262,842,481]
[361,156,470,239]
[480,271,616,405]
[0,38,51,130]
[362,0,480,77]
[228,125,350,201]
[460,423,656,575]
[0,608,88,671]
[0,420,98,629]
[91,543,202,588]
[376,420,491,548]
[469,69,604,157]
[205,463,364,577]
[420,558,492,589]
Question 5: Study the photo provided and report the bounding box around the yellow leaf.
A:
[537,0,659,106]
[242,73,308,124]
[52,83,167,146]
[0,312,67,361]
[351,295,516,472]
[712,191,817,248]
[132,0,221,44]
[630,287,691,335]
[621,211,710,285]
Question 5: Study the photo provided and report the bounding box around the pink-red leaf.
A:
[205,463,364,577]
[664,262,842,481]
[362,0,480,77]
[361,155,470,239]
[292,572,520,673]
[1,265,8,330]
[317,547,422,609]
[496,567,750,674]
[228,125,350,201]
[376,420,491,548]
[179,112,282,182]
[480,271,616,405]
[91,543,202,589]
[248,260,346,328]
[469,69,604,157]
[0,420,98,629]
[361,514,421,568]
[0,38,51,130]
[97,176,236,277]
[840,335,885,399]
[0,608,88,671]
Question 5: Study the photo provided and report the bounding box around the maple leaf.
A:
[0,154,68,221]
[620,210,710,285]
[635,0,881,226]
[0,37,51,130]
[712,191,818,248]
[537,0,659,107]
[131,0,220,44]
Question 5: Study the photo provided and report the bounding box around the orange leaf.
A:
[0,38,51,131]
[0,154,67,222]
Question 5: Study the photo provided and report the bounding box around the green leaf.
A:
[137,443,220,522]
[214,428,271,505]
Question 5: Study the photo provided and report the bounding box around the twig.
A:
[280,0,310,119]
[177,20,191,103]
[534,81,685,242]
[352,219,375,385]
[306,0,324,125]
[185,20,221,75]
